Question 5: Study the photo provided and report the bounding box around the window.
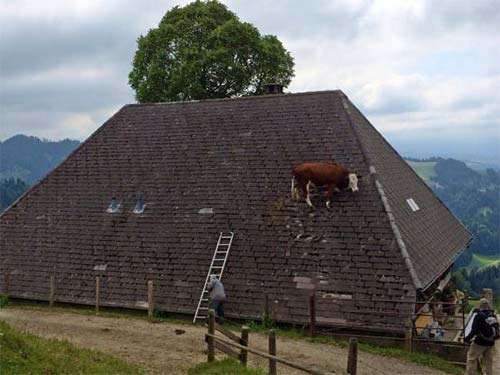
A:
[406,198,420,212]
[106,197,121,213]
[133,195,145,214]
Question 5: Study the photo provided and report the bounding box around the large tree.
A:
[129,0,294,102]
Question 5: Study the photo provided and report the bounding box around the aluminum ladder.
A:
[193,232,234,323]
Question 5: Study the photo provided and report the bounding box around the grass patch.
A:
[358,343,462,375]
[188,358,265,375]
[408,161,437,181]
[0,320,144,374]
[6,303,462,374]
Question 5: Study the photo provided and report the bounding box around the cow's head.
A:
[348,173,359,192]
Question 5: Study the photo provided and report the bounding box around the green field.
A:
[407,161,437,181]
[467,253,500,269]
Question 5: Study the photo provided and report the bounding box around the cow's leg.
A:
[325,184,335,208]
[305,181,314,207]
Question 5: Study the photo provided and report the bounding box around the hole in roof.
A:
[133,194,145,214]
[106,197,121,213]
[406,198,420,212]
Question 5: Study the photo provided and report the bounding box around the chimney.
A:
[264,83,283,95]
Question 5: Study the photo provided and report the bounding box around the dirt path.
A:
[1,307,448,374]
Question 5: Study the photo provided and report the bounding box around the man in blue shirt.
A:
[464,298,499,375]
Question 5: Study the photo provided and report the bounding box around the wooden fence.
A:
[205,310,354,375]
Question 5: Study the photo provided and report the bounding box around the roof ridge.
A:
[340,97,471,290]
[124,90,345,107]
[337,93,422,290]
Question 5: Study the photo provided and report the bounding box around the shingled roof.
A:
[0,90,470,333]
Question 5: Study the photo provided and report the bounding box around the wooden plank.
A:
[214,339,239,358]
[215,323,241,343]
[309,294,316,337]
[206,333,343,374]
[95,276,100,313]
[147,280,154,320]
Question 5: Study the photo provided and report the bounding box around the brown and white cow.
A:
[291,162,358,208]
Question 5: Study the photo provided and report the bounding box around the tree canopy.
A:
[129,0,294,102]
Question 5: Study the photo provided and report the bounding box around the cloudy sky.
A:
[1,0,498,160]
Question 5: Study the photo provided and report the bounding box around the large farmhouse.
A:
[0,90,470,333]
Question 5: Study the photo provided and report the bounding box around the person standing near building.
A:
[464,298,499,374]
[207,275,226,323]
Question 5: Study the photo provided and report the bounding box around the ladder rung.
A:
[195,232,233,322]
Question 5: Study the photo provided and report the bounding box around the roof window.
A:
[406,198,420,212]
[106,197,121,213]
[133,194,145,214]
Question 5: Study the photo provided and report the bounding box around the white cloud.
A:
[0,0,498,159]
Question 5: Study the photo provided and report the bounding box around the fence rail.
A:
[205,310,351,374]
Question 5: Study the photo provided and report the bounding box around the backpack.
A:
[478,311,500,343]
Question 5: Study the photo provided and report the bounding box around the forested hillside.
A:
[0,178,28,211]
[0,135,80,184]
[408,157,499,297]
[0,135,79,213]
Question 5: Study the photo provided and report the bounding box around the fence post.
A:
[49,275,55,307]
[239,326,249,366]
[95,276,100,313]
[404,319,413,352]
[3,272,10,297]
[207,309,215,362]
[347,337,358,375]
[147,280,154,320]
[309,293,316,337]
[269,329,277,375]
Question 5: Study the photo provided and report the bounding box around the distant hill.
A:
[0,135,80,184]
[407,157,500,297]
[0,178,28,212]
[408,157,499,258]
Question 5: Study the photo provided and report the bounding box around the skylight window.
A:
[406,198,420,212]
[133,194,145,214]
[106,197,121,213]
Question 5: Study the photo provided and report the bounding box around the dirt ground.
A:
[0,307,450,374]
